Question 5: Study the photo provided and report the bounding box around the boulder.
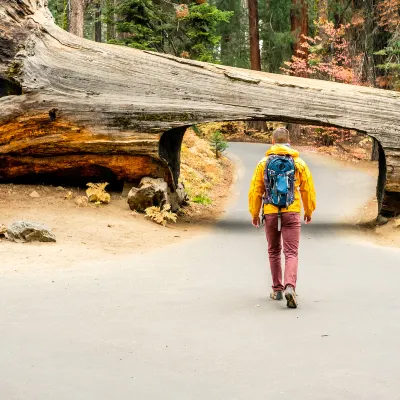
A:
[6,221,56,243]
[128,178,168,212]
[127,177,188,213]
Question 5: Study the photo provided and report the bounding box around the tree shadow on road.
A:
[215,219,363,235]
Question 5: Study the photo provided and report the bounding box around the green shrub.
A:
[192,194,212,205]
[209,131,228,158]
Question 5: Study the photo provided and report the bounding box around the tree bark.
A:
[287,124,302,143]
[248,0,261,71]
[69,0,85,37]
[94,1,102,42]
[1,0,400,215]
[247,121,266,132]
[290,0,308,59]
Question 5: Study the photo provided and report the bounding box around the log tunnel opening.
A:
[160,121,383,216]
[0,78,22,97]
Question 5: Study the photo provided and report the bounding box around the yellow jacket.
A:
[248,144,316,218]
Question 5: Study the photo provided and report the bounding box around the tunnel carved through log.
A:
[0,0,400,215]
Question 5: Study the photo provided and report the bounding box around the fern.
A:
[145,204,177,226]
[86,182,111,204]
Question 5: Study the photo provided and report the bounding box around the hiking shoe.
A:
[285,286,298,309]
[270,290,283,301]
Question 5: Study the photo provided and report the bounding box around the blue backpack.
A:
[263,154,296,229]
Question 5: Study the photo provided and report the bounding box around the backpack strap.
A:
[277,208,282,232]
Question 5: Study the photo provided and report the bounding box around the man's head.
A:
[272,127,290,144]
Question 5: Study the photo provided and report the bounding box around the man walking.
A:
[248,128,316,308]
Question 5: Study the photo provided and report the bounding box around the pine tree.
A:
[248,0,261,70]
[259,0,292,73]
[217,0,249,68]
[104,1,231,62]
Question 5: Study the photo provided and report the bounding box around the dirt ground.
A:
[353,196,400,248]
[0,161,234,273]
[0,126,235,273]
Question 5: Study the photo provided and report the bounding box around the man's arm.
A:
[298,159,316,222]
[248,161,266,227]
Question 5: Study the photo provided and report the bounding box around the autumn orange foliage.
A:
[376,0,400,31]
[281,19,362,84]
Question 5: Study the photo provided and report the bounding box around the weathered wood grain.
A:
[0,0,399,214]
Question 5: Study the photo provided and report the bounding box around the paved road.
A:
[2,143,400,399]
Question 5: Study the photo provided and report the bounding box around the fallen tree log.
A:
[1,0,400,215]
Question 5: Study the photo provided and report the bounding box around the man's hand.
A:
[252,217,260,228]
[304,215,312,224]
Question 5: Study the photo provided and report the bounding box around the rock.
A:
[127,177,188,213]
[29,190,40,198]
[0,224,6,237]
[6,221,56,243]
[127,178,167,212]
[75,196,88,207]
[140,177,169,191]
[394,217,400,229]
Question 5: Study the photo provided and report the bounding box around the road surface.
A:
[1,143,400,399]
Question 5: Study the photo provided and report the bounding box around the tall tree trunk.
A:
[287,123,301,143]
[247,120,266,132]
[350,0,377,86]
[94,1,102,42]
[248,0,261,71]
[290,0,308,59]
[69,0,85,37]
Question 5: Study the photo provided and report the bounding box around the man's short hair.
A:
[273,127,290,144]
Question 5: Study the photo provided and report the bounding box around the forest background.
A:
[48,0,400,90]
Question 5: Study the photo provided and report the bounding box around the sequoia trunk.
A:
[291,0,308,59]
[69,0,85,37]
[248,0,261,71]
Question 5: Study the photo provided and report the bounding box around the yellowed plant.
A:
[145,204,177,226]
[0,224,6,236]
[86,182,111,204]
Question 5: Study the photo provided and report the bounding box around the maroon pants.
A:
[264,212,301,291]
